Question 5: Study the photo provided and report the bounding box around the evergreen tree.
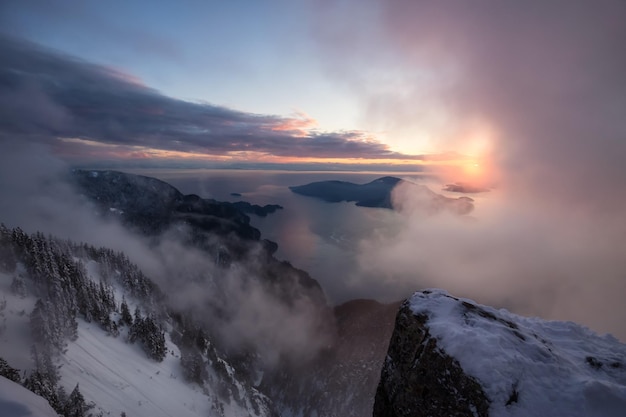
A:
[64,383,91,417]
[24,349,62,414]
[142,315,167,361]
[57,385,68,409]
[129,307,143,343]
[119,297,133,327]
[180,348,207,384]
[0,357,21,383]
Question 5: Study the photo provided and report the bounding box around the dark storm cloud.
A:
[0,35,417,161]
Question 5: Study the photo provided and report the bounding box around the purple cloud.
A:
[0,35,421,162]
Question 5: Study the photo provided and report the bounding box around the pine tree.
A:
[24,347,62,413]
[129,307,143,343]
[180,348,207,384]
[119,297,133,327]
[142,315,166,361]
[57,385,68,409]
[0,357,21,383]
[64,383,91,417]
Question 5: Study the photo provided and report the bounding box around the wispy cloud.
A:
[0,35,422,163]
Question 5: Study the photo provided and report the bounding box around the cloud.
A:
[0,141,331,365]
[311,0,626,208]
[307,1,626,340]
[0,34,419,162]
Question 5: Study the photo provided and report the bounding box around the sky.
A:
[2,1,626,339]
[1,1,624,178]
[2,0,621,186]
[0,0,502,178]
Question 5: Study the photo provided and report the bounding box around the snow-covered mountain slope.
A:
[60,320,212,417]
[374,289,626,417]
[0,226,275,417]
[0,376,59,417]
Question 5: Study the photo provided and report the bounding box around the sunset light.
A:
[2,2,626,416]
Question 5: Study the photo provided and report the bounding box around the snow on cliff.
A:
[404,289,626,417]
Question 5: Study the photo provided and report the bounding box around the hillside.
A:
[0,170,401,417]
[0,226,274,416]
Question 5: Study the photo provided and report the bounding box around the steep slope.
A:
[71,169,322,295]
[72,169,263,241]
[68,170,411,416]
[0,223,402,417]
[374,289,626,417]
[0,226,276,417]
[1,171,424,417]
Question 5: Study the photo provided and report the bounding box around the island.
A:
[290,176,474,215]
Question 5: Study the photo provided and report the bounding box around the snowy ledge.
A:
[406,289,626,417]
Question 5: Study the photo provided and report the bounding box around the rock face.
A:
[374,299,489,417]
[374,290,626,417]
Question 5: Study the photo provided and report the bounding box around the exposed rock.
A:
[374,290,626,417]
[374,301,489,417]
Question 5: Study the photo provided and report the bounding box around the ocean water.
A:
[122,169,476,304]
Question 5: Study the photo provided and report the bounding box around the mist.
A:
[0,142,331,365]
[305,0,626,340]
[2,0,625,351]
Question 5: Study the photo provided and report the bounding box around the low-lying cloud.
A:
[0,34,419,163]
[306,0,626,340]
[0,143,330,365]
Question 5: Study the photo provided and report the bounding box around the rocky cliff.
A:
[374,289,626,417]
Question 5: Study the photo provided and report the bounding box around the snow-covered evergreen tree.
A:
[64,383,91,417]
[0,357,21,383]
[119,297,132,327]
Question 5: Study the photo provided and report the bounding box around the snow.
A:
[0,376,59,417]
[1,257,266,417]
[57,259,214,417]
[59,320,211,417]
[408,289,626,417]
